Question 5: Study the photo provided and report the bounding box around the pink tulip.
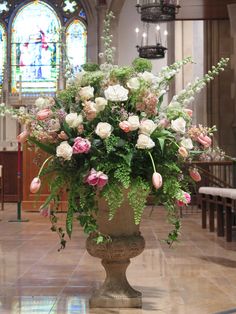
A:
[184,109,193,117]
[73,137,91,154]
[30,177,41,194]
[197,134,212,148]
[85,169,108,188]
[36,109,53,121]
[177,192,191,207]
[17,130,29,144]
[178,146,188,158]
[152,172,163,190]
[158,118,169,128]
[119,121,130,133]
[189,168,201,182]
[40,207,50,217]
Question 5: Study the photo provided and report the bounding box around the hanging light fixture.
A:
[135,24,168,59]
[136,0,180,23]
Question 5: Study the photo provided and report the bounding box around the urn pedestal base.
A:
[87,235,145,308]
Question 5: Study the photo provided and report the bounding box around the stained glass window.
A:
[0,24,6,89]
[79,9,86,20]
[11,1,61,93]
[66,19,87,74]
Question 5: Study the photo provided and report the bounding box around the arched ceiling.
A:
[177,0,236,20]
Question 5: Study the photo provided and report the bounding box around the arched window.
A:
[66,19,87,74]
[0,24,6,89]
[11,1,61,93]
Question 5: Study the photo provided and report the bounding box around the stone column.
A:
[204,19,234,155]
[228,4,236,146]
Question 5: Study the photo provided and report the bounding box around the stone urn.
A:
[86,192,145,308]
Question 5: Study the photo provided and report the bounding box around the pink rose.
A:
[152,172,163,190]
[36,109,53,121]
[17,130,29,144]
[119,121,130,133]
[178,146,188,158]
[73,137,91,154]
[197,134,212,148]
[30,177,41,194]
[177,192,191,207]
[85,169,108,188]
[189,168,201,182]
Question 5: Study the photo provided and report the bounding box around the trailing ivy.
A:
[114,162,131,189]
[128,177,150,225]
[102,182,124,220]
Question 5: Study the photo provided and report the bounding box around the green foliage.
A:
[163,202,181,247]
[57,85,77,109]
[82,62,100,72]
[114,162,131,189]
[66,204,74,239]
[128,177,150,225]
[102,182,124,220]
[132,57,152,73]
[110,66,134,84]
[105,135,120,154]
[81,71,104,90]
[28,137,56,155]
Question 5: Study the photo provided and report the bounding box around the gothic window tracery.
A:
[66,19,87,74]
[8,0,87,93]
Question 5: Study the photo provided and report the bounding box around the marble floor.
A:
[1,205,236,314]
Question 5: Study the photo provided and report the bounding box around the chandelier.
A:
[136,0,180,22]
[135,25,168,59]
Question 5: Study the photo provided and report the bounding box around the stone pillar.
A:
[228,4,236,148]
[204,19,234,155]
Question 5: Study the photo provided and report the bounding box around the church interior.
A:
[1,0,236,313]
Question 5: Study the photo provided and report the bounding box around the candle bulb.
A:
[135,27,140,45]
[142,32,147,47]
[156,24,160,44]
[164,30,168,46]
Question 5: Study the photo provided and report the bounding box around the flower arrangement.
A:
[0,12,229,249]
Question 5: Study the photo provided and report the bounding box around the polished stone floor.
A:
[1,204,236,314]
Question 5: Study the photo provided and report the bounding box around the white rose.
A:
[127,116,140,131]
[180,138,193,150]
[65,113,83,128]
[79,86,94,100]
[56,141,73,160]
[139,119,157,136]
[139,71,156,84]
[136,134,155,149]
[104,84,129,102]
[95,97,108,113]
[95,122,112,139]
[171,117,186,134]
[35,97,50,110]
[127,77,140,90]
